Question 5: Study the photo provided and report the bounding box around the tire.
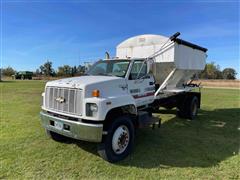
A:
[177,107,186,118]
[186,96,199,120]
[177,96,199,120]
[97,116,135,163]
[177,101,187,118]
[45,129,67,142]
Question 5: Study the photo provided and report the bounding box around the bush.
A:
[199,62,237,80]
[2,66,16,76]
[222,68,237,80]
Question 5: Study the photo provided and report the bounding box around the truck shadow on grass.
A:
[62,108,239,168]
[119,108,240,168]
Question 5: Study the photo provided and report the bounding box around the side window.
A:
[129,61,147,80]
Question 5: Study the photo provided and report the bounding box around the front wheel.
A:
[97,116,135,163]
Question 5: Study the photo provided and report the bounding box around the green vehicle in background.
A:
[14,71,33,80]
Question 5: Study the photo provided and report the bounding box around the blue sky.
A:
[1,1,239,77]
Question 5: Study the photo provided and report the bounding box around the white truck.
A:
[40,32,207,162]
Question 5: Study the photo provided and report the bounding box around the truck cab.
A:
[87,59,156,107]
[40,59,157,161]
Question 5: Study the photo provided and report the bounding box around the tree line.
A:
[0,60,238,80]
[0,61,88,78]
[198,62,237,80]
[36,61,87,77]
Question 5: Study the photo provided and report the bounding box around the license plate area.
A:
[49,120,70,131]
[55,121,63,130]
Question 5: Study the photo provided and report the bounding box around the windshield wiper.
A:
[97,73,114,76]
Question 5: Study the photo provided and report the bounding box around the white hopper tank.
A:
[116,34,207,92]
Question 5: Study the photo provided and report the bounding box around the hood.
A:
[46,75,124,89]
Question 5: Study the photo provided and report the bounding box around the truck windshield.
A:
[87,60,130,77]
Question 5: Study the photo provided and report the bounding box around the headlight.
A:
[86,103,98,117]
[90,104,98,112]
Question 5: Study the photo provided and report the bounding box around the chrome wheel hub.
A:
[112,125,130,154]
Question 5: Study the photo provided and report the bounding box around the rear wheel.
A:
[97,116,135,163]
[187,96,199,120]
[177,96,199,120]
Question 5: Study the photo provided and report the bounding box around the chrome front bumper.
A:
[40,111,103,142]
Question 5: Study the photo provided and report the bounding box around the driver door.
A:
[127,61,155,107]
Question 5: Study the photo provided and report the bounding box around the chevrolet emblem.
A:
[55,97,65,103]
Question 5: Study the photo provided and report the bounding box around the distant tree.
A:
[199,62,223,79]
[56,64,88,77]
[39,61,54,76]
[2,66,16,76]
[77,65,86,75]
[57,66,64,77]
[57,65,72,77]
[72,66,77,76]
[222,68,237,80]
[0,68,2,81]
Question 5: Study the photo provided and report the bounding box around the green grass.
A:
[1,80,239,179]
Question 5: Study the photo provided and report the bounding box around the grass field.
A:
[0,80,239,179]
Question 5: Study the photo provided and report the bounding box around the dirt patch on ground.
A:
[193,80,240,89]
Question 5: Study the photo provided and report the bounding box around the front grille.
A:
[44,87,82,115]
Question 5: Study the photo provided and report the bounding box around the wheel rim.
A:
[192,101,198,116]
[112,125,130,154]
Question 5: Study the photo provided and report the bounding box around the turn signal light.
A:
[92,89,100,97]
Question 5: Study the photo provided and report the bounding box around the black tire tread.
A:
[97,115,135,163]
[177,95,199,120]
